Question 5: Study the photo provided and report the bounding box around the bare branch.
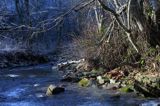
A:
[99,18,116,44]
[97,0,130,33]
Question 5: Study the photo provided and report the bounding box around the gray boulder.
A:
[46,84,65,96]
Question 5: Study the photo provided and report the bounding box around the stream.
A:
[0,63,160,106]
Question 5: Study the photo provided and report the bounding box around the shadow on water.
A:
[0,64,159,106]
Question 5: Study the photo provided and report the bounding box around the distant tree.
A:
[14,0,30,24]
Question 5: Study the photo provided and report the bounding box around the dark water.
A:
[0,64,159,106]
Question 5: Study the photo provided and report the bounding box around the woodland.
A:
[0,0,160,105]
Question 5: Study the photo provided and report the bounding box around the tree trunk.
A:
[15,0,23,23]
[25,0,30,25]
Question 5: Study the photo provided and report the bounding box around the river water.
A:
[0,63,159,106]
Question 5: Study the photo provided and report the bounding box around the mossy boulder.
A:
[78,78,91,87]
[119,86,134,93]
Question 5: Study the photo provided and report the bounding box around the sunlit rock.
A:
[110,79,116,84]
[57,59,85,71]
[103,83,120,90]
[46,85,65,96]
[97,76,105,84]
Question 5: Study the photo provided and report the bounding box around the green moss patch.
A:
[119,86,134,93]
[78,78,90,87]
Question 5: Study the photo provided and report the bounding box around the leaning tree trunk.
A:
[97,0,160,52]
[127,0,160,48]
[131,0,160,49]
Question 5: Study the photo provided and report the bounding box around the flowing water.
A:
[0,63,160,106]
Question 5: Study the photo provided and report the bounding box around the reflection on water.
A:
[5,74,20,78]
[5,87,26,98]
[141,101,160,106]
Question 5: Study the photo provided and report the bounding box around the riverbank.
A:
[56,58,160,98]
[0,50,52,68]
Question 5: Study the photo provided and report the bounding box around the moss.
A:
[78,78,90,87]
[138,58,145,68]
[119,86,134,93]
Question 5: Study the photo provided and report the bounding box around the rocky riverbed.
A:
[0,63,160,106]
